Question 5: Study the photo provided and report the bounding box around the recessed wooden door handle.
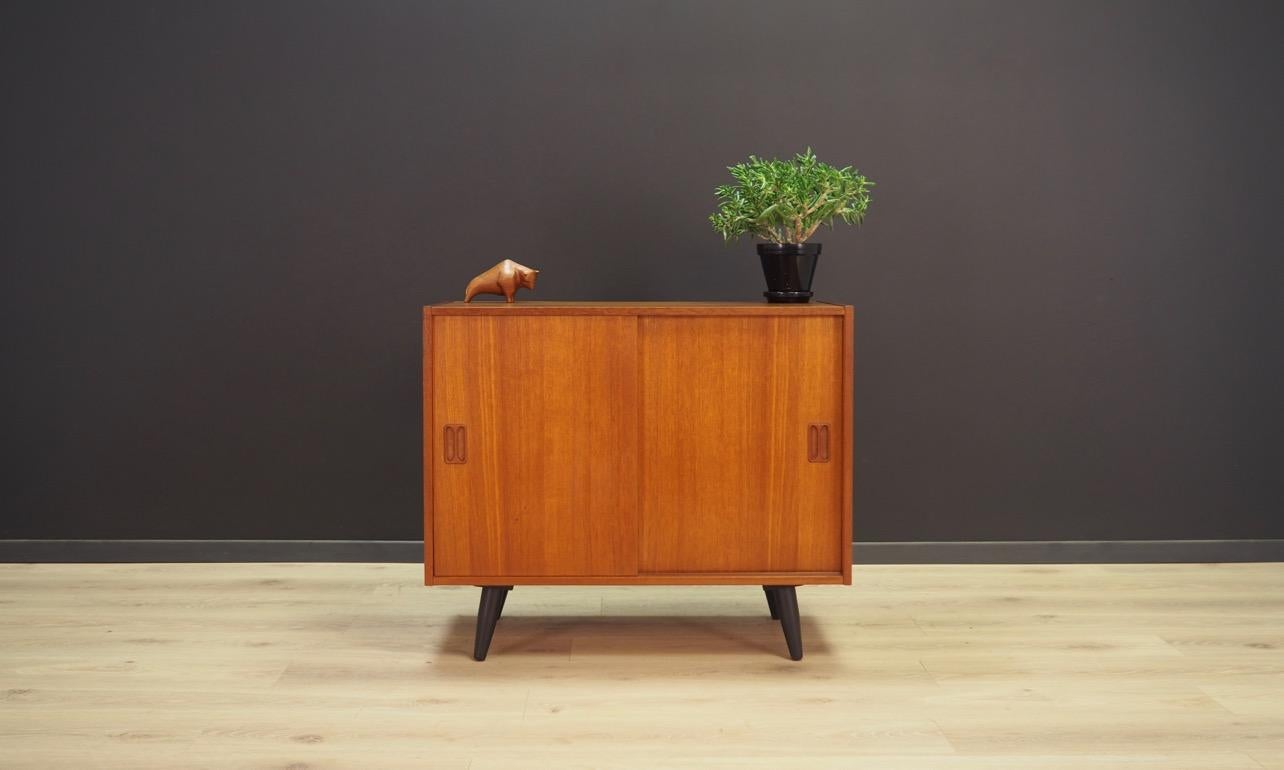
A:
[444,424,467,464]
[807,423,830,463]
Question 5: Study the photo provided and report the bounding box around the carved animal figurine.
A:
[464,259,539,303]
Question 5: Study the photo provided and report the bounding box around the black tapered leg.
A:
[771,586,803,661]
[473,585,512,661]
[763,586,780,619]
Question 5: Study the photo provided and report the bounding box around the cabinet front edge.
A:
[428,573,846,586]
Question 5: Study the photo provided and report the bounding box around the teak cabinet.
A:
[423,301,853,660]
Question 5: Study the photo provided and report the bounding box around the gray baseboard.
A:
[0,539,1281,564]
[851,539,1284,564]
[0,539,423,563]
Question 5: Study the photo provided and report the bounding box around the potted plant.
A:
[710,148,873,302]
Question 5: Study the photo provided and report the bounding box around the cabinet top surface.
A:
[425,301,848,316]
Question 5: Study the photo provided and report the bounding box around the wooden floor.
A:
[1,563,1282,769]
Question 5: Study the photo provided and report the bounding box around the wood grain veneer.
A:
[431,314,638,578]
[637,316,843,574]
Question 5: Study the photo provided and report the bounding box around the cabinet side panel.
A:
[842,306,854,585]
[433,316,638,577]
[423,310,434,585]
[639,316,843,573]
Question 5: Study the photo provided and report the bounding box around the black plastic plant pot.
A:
[757,243,821,303]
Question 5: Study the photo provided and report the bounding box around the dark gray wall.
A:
[2,1,1282,542]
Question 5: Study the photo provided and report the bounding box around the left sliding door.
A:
[430,314,638,577]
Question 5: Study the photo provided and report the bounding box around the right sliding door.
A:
[638,315,845,574]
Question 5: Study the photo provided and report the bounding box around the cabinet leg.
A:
[473,585,512,661]
[771,586,803,661]
[762,586,780,619]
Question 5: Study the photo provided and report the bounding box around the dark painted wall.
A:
[3,1,1282,541]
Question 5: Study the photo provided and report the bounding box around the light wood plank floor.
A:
[1,563,1282,769]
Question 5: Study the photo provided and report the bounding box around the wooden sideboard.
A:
[423,301,853,660]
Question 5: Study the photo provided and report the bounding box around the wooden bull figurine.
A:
[463,259,539,303]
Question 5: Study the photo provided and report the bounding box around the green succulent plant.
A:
[710,148,873,245]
